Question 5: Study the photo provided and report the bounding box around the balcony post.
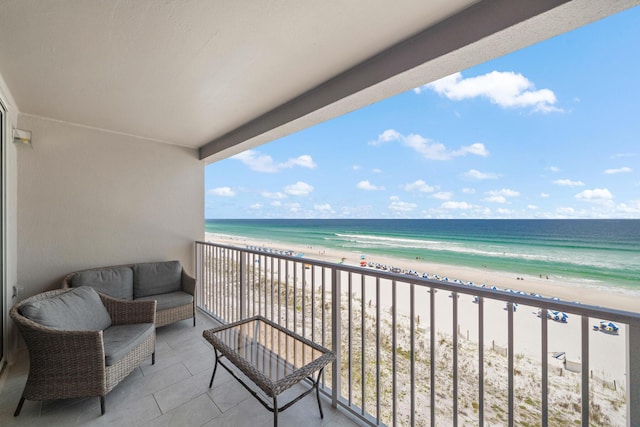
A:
[628,321,640,426]
[331,267,342,408]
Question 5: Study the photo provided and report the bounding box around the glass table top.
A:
[207,317,329,383]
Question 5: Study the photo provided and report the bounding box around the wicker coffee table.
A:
[203,316,335,426]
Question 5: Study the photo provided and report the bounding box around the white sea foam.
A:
[331,233,632,271]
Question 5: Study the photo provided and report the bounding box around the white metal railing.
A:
[195,241,640,427]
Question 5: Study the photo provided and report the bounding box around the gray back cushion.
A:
[71,267,134,300]
[133,261,182,298]
[20,287,112,331]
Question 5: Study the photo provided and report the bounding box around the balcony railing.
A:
[195,241,640,427]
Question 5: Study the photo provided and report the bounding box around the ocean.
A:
[204,219,640,294]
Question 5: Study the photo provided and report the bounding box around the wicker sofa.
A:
[10,286,156,416]
[62,260,196,327]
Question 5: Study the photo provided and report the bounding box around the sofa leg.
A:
[14,396,25,416]
[193,316,196,327]
[100,396,105,415]
[152,352,156,365]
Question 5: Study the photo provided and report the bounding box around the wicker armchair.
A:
[10,288,156,416]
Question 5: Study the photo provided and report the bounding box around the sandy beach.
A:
[204,232,634,425]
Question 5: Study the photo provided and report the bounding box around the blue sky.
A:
[205,7,639,219]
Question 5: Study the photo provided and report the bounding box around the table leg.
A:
[209,350,219,388]
[315,368,325,419]
[273,395,278,427]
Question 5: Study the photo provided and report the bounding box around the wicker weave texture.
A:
[10,289,156,403]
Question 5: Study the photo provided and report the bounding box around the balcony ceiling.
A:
[0,0,637,162]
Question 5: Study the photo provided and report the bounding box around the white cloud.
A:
[548,166,560,172]
[528,205,538,210]
[604,167,632,174]
[485,196,507,204]
[485,188,520,203]
[452,143,489,157]
[441,201,473,210]
[463,169,500,180]
[553,179,585,187]
[540,193,550,198]
[249,203,262,209]
[208,187,236,197]
[389,198,417,212]
[262,191,287,199]
[285,202,301,213]
[615,200,640,214]
[314,203,333,212]
[496,208,513,215]
[270,201,282,207]
[416,71,561,113]
[575,188,614,203]
[352,165,362,171]
[433,192,453,200]
[372,168,383,174]
[557,207,576,215]
[404,180,436,193]
[285,181,314,196]
[232,150,316,172]
[357,180,385,191]
[462,188,476,194]
[491,188,520,197]
[611,153,636,159]
[369,129,488,160]
[368,129,402,146]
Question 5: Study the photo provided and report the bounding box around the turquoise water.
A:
[205,219,640,293]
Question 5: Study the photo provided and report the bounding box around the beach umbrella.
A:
[360,254,366,259]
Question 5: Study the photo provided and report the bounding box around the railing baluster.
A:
[508,301,514,427]
[410,283,415,427]
[331,267,342,409]
[376,277,381,424]
[362,274,367,416]
[294,261,297,333]
[581,315,589,427]
[240,251,246,321]
[285,260,289,330]
[541,308,548,427]
[302,263,306,339]
[478,296,484,427]
[453,291,458,427]
[312,265,316,343]
[348,271,353,406]
[392,280,397,427]
[628,321,640,426]
[430,288,436,427]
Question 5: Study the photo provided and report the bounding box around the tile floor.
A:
[0,312,361,426]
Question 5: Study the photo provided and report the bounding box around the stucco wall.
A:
[16,115,203,295]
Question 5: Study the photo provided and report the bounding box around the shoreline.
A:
[206,232,640,313]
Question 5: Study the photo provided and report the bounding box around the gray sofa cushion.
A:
[133,261,182,298]
[20,286,112,331]
[136,291,193,311]
[70,267,134,300]
[103,323,154,366]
